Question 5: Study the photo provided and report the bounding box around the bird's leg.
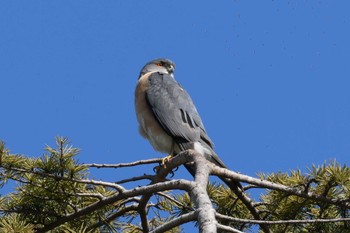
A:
[161,154,173,166]
[162,154,175,177]
[153,154,176,176]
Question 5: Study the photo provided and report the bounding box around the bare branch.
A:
[136,151,190,233]
[150,211,198,233]
[216,212,350,225]
[139,206,150,233]
[85,158,163,168]
[74,192,105,200]
[243,184,261,191]
[211,165,350,208]
[225,179,271,233]
[119,197,141,206]
[116,174,156,184]
[168,151,271,233]
[191,151,218,233]
[217,223,245,233]
[5,146,350,233]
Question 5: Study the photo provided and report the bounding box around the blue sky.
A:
[1,0,350,231]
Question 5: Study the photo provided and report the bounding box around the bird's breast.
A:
[135,73,174,154]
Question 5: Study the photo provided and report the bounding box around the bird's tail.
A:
[200,142,243,189]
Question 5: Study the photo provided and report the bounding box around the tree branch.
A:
[4,145,350,233]
[115,174,156,184]
[217,223,245,233]
[35,179,193,233]
[85,158,163,168]
[226,179,271,233]
[150,211,198,233]
[216,212,350,225]
[2,166,124,191]
[191,151,218,233]
[135,150,192,232]
[210,165,350,208]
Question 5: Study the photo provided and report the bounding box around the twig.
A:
[150,211,198,233]
[116,174,156,184]
[217,223,245,233]
[88,204,138,230]
[139,206,149,233]
[156,191,190,210]
[118,197,141,206]
[243,184,261,191]
[219,176,271,233]
[85,158,163,168]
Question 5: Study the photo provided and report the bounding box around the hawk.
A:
[134,58,239,186]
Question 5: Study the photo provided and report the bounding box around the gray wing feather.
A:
[146,73,239,187]
[146,73,213,148]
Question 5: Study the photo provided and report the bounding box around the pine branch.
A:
[34,179,193,233]
[3,138,350,233]
[210,165,350,208]
[87,204,138,230]
[2,165,124,191]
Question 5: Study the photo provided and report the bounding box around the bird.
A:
[134,58,241,189]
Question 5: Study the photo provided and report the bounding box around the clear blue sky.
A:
[1,1,350,231]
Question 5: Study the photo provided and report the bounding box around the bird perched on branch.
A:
[134,58,241,189]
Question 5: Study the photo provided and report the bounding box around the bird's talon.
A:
[153,155,178,176]
[161,154,173,167]
[153,165,160,173]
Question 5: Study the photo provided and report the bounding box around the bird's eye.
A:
[156,63,162,66]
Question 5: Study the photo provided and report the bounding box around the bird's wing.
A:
[146,72,213,148]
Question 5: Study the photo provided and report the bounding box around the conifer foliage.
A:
[0,137,349,232]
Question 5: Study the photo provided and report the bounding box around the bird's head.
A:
[139,58,176,79]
